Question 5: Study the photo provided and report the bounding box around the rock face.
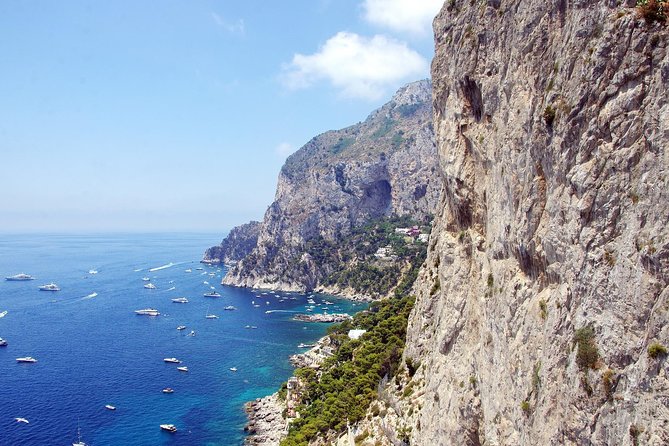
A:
[202,221,261,265]
[403,2,669,445]
[223,80,440,292]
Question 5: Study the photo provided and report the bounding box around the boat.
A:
[16,357,37,363]
[134,308,160,316]
[142,277,150,281]
[5,273,35,281]
[224,306,236,311]
[144,283,156,289]
[164,357,181,364]
[15,417,29,424]
[324,301,334,305]
[188,330,196,336]
[0,338,7,346]
[0,310,7,318]
[39,283,60,291]
[205,314,219,319]
[229,367,237,372]
[184,269,192,273]
[177,325,186,330]
[88,270,98,275]
[195,267,203,270]
[171,297,189,303]
[73,424,87,446]
[203,292,221,298]
[160,424,177,433]
[177,366,188,372]
[105,404,116,410]
[162,387,174,393]
[298,343,316,348]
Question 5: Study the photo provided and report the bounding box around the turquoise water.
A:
[0,234,363,445]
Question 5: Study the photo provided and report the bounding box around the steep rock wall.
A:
[405,1,669,445]
[202,221,261,265]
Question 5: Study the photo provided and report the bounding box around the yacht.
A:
[187,330,196,336]
[229,367,238,372]
[164,357,181,364]
[39,283,60,291]
[88,270,98,275]
[0,338,7,347]
[176,325,186,330]
[135,308,160,316]
[162,387,174,394]
[15,417,29,424]
[16,357,37,363]
[177,366,188,372]
[171,297,189,303]
[203,291,221,298]
[205,314,219,319]
[224,306,236,311]
[142,277,151,281]
[5,273,35,281]
[298,343,316,348]
[144,283,156,289]
[73,425,87,446]
[184,269,192,273]
[105,404,116,411]
[160,424,177,433]
[0,310,7,318]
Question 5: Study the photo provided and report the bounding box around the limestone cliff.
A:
[223,80,440,293]
[203,221,260,265]
[400,1,669,445]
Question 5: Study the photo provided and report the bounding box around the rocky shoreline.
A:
[293,313,352,323]
[244,393,287,446]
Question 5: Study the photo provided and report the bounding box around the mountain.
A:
[202,221,261,265]
[215,79,440,296]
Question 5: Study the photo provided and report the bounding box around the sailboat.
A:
[205,305,218,319]
[73,425,87,446]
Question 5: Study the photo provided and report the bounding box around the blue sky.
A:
[0,0,442,233]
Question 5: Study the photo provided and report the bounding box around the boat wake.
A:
[163,286,176,292]
[264,310,298,314]
[149,262,175,272]
[82,292,98,300]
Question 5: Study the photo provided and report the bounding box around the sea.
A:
[0,233,364,445]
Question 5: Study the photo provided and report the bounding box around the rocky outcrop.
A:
[401,2,669,445]
[244,394,286,446]
[223,80,440,292]
[202,221,260,265]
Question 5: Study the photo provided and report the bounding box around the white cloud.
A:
[281,32,428,101]
[211,12,245,35]
[362,0,443,35]
[275,142,295,158]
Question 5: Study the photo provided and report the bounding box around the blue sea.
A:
[0,234,363,445]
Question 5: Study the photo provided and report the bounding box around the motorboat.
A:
[0,338,7,347]
[184,269,192,273]
[203,292,221,298]
[229,367,238,372]
[39,283,60,291]
[188,330,196,336]
[105,404,116,410]
[298,343,316,348]
[5,273,35,281]
[88,270,98,275]
[160,424,177,433]
[16,357,37,363]
[142,277,150,281]
[171,297,189,303]
[135,308,160,316]
[162,388,174,394]
[144,283,156,289]
[224,306,236,311]
[15,417,29,424]
[205,314,219,319]
[164,357,181,364]
[177,366,188,372]
[0,310,7,318]
[176,325,186,330]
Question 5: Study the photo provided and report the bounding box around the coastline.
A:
[244,393,287,446]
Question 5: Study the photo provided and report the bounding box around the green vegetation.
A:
[539,299,547,320]
[331,137,355,155]
[648,342,668,358]
[372,117,396,138]
[637,0,668,24]
[543,105,556,126]
[574,326,599,370]
[397,103,421,117]
[280,294,416,446]
[520,400,531,416]
[602,369,615,399]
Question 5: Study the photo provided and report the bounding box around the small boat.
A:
[39,283,60,291]
[16,356,37,363]
[160,424,177,433]
[177,366,188,372]
[142,277,150,281]
[298,343,316,348]
[162,388,174,394]
[253,304,260,308]
[203,281,209,285]
[324,301,334,305]
[188,330,196,336]
[205,314,219,319]
[105,404,116,410]
[177,325,186,330]
[171,297,189,303]
[88,270,98,275]
[203,292,221,298]
[144,283,156,289]
[0,338,8,346]
[5,273,35,281]
[0,310,7,318]
[73,424,87,446]
[15,417,29,424]
[195,267,203,270]
[229,367,237,372]
[135,308,160,316]
[224,306,236,311]
[164,357,181,364]
[184,269,192,273]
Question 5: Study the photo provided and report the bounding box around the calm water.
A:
[0,234,363,445]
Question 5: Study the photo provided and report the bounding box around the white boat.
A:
[203,292,221,298]
[160,424,177,433]
[144,283,156,289]
[142,277,150,281]
[16,356,37,363]
[184,269,192,273]
[177,366,188,372]
[298,343,316,348]
[229,367,237,372]
[205,314,219,319]
[188,330,196,336]
[73,424,87,446]
[0,310,7,318]
[135,308,160,316]
[171,297,189,303]
[39,283,60,291]
[5,273,35,281]
[162,387,174,393]
[177,325,187,330]
[164,357,181,364]
[105,404,116,410]
[224,306,236,311]
[15,417,29,424]
[0,338,8,347]
[88,270,98,275]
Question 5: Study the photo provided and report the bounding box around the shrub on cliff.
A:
[637,0,669,24]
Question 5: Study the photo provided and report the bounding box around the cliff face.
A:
[223,80,440,292]
[403,1,669,445]
[203,221,261,265]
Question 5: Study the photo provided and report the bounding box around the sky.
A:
[0,0,443,233]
